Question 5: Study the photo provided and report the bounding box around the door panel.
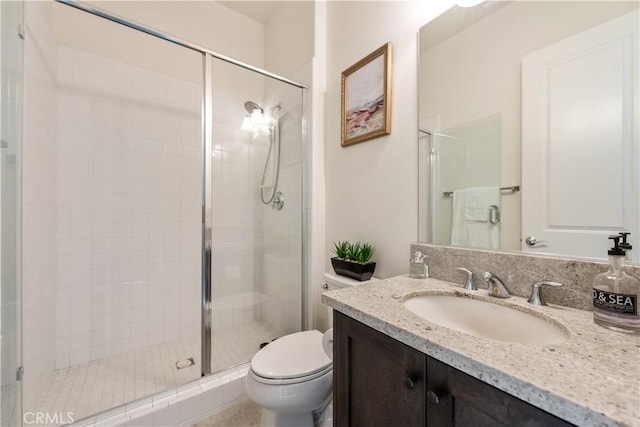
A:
[522,10,638,261]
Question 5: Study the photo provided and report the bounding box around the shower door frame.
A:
[54,0,309,379]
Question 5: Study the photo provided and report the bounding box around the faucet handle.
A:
[455,267,476,291]
[481,272,511,298]
[527,281,562,306]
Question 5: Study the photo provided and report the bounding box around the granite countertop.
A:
[322,275,640,427]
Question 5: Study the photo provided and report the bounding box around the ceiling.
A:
[217,1,281,24]
[419,1,507,52]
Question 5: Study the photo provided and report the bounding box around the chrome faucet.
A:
[455,267,477,291]
[481,272,510,298]
[527,281,563,306]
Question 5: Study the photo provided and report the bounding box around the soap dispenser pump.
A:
[619,232,633,262]
[409,251,428,279]
[592,235,639,334]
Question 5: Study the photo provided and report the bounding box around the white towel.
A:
[451,187,501,249]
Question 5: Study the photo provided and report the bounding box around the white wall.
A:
[22,0,58,413]
[309,1,328,329]
[323,1,453,288]
[318,0,454,330]
[264,1,314,80]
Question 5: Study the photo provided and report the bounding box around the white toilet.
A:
[246,273,378,427]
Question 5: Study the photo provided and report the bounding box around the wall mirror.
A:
[418,1,639,263]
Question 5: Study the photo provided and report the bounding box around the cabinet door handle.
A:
[427,390,440,405]
[404,375,417,390]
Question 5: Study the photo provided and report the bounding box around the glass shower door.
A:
[1,1,23,425]
[208,56,304,372]
[19,2,204,422]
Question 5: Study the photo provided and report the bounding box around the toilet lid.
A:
[251,330,332,380]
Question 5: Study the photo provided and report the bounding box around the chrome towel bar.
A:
[442,185,520,197]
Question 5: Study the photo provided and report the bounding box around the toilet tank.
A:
[323,273,379,328]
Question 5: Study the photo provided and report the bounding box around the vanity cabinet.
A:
[333,312,575,427]
[334,311,426,426]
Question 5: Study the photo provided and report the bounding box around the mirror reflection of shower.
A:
[242,101,284,209]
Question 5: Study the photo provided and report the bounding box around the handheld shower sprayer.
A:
[242,100,284,208]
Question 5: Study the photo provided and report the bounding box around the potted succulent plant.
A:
[331,240,376,281]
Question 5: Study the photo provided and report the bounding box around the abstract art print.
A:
[341,42,392,147]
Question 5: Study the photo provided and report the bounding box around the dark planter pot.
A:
[331,257,376,281]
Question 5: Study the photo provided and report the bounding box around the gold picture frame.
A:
[341,42,392,147]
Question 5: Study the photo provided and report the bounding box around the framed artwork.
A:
[341,42,392,147]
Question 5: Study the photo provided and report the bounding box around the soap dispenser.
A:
[592,235,639,334]
[409,251,428,279]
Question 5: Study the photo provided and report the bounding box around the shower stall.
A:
[1,0,306,424]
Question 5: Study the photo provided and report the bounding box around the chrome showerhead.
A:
[244,101,263,114]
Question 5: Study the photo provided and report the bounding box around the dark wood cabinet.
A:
[333,312,575,427]
[426,356,574,427]
[334,311,426,427]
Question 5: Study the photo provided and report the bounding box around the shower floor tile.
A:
[211,321,277,374]
[37,337,201,424]
[36,319,276,425]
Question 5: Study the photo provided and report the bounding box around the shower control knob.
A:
[272,192,285,210]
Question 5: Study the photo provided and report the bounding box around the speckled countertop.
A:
[322,275,640,427]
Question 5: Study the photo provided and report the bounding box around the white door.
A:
[522,10,639,262]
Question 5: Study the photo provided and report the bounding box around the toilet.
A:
[246,273,379,427]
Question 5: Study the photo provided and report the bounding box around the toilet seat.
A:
[250,330,332,385]
[249,364,332,385]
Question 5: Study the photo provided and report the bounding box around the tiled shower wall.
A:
[54,45,202,369]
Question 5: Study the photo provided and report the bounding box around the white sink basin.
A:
[403,294,569,345]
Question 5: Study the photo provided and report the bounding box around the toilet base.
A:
[259,398,332,427]
[260,409,314,427]
[314,400,333,427]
